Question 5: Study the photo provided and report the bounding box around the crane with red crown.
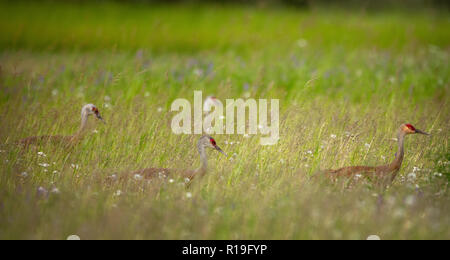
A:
[323,123,429,186]
[121,135,227,182]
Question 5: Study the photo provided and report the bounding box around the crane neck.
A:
[389,130,406,170]
[75,109,89,137]
[196,141,208,176]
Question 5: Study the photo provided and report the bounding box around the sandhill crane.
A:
[203,95,223,134]
[18,104,104,148]
[122,135,226,182]
[323,123,429,186]
[203,95,220,112]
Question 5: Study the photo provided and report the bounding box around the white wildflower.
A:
[330,134,337,139]
[185,192,193,199]
[134,174,143,181]
[37,151,46,157]
[168,178,174,183]
[37,186,48,197]
[434,172,442,177]
[114,190,122,196]
[39,163,50,168]
[296,38,308,48]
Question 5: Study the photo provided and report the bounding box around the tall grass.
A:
[0,1,448,239]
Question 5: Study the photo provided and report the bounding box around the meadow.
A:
[0,1,449,239]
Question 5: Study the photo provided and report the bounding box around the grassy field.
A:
[0,1,449,239]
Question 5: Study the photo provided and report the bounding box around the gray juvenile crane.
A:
[124,135,227,182]
[19,104,104,148]
[203,95,220,112]
[323,123,429,186]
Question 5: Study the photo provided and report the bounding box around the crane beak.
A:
[215,146,227,157]
[415,129,429,135]
[95,113,106,124]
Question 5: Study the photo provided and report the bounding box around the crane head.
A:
[199,135,227,156]
[402,124,429,135]
[84,104,105,123]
